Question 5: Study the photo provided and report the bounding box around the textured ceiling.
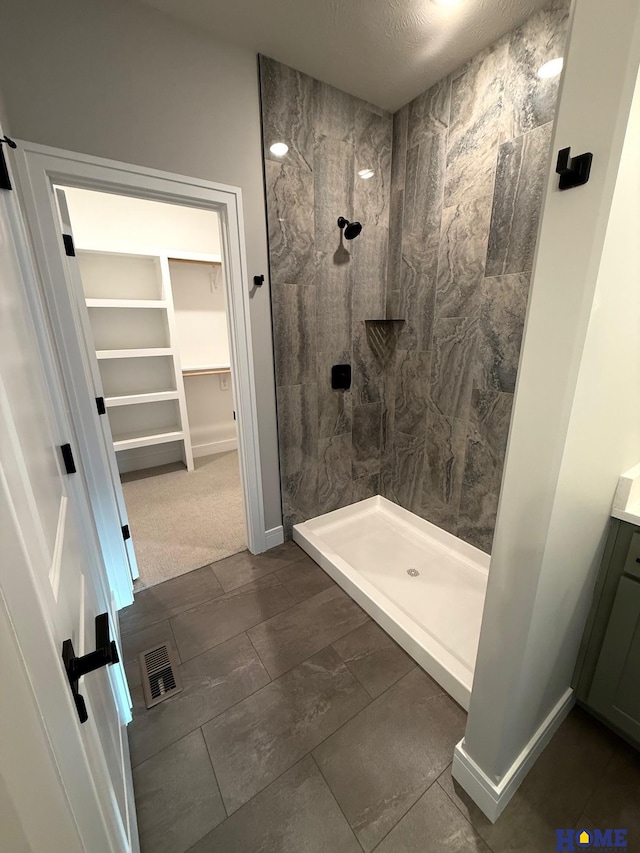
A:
[133,0,554,111]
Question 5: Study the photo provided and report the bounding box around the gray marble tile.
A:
[170,574,295,661]
[315,250,352,357]
[318,432,354,514]
[189,756,361,853]
[421,407,467,534]
[260,56,314,170]
[502,4,570,142]
[333,621,415,699]
[352,321,386,405]
[265,160,315,286]
[355,104,393,228]
[429,315,480,422]
[393,350,431,441]
[272,283,316,387]
[276,554,335,603]
[407,75,451,149]
[436,195,492,319]
[121,619,178,691]
[391,105,408,193]
[438,708,617,853]
[248,585,369,678]
[211,548,297,594]
[403,133,447,244]
[133,729,225,853]
[317,351,352,439]
[282,466,319,537]
[397,241,439,351]
[457,485,499,554]
[385,430,426,514]
[127,633,269,767]
[386,188,405,290]
[314,136,354,254]
[276,383,318,476]
[352,472,380,502]
[120,566,224,637]
[202,647,370,813]
[485,121,553,277]
[477,273,530,392]
[313,78,356,144]
[352,402,382,479]
[313,668,465,852]
[445,40,508,207]
[351,223,387,321]
[376,781,491,853]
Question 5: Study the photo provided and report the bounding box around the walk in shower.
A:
[260,0,569,707]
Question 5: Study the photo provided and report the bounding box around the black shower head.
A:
[337,216,363,240]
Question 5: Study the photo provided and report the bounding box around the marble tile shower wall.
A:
[259,56,393,535]
[261,1,568,548]
[382,1,569,551]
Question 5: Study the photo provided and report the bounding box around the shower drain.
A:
[407,568,420,577]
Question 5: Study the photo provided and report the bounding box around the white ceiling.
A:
[134,0,553,111]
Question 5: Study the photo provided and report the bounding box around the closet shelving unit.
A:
[77,247,223,472]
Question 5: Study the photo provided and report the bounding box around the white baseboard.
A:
[452,688,575,823]
[265,526,284,549]
[192,438,238,458]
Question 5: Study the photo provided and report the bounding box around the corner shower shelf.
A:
[105,390,179,407]
[364,318,406,324]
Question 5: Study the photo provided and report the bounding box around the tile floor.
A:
[120,542,640,853]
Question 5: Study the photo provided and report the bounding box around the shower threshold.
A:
[293,496,489,709]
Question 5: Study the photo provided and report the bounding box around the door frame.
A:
[13,142,269,606]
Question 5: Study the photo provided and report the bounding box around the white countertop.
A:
[612,462,640,526]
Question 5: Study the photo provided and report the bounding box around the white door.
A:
[0,143,138,851]
[54,187,140,581]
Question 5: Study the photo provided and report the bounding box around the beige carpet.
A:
[122,452,246,590]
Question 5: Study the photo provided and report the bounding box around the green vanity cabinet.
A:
[575,519,640,748]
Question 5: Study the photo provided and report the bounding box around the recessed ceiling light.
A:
[358,168,375,180]
[537,57,563,79]
[269,142,289,157]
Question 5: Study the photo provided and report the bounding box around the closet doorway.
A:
[56,186,247,589]
[58,187,246,589]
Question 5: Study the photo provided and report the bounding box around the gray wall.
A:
[260,57,393,535]
[262,2,568,549]
[0,0,283,532]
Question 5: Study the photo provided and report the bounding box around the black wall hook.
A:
[0,135,17,191]
[556,146,593,190]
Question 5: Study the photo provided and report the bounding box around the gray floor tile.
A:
[276,554,336,602]
[579,740,640,842]
[247,586,369,678]
[170,574,295,661]
[313,668,465,852]
[120,566,224,637]
[128,633,270,767]
[211,544,305,593]
[121,619,178,691]
[202,647,370,814]
[333,621,416,698]
[188,756,361,853]
[438,708,618,853]
[133,729,225,853]
[375,780,491,853]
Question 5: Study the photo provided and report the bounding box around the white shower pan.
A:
[293,496,489,709]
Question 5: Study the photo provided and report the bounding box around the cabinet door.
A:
[588,575,640,745]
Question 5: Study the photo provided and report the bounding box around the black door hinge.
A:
[60,443,77,475]
[122,524,131,541]
[63,233,76,256]
[233,410,236,421]
[0,136,16,191]
[96,396,106,415]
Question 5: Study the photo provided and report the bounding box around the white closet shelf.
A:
[182,364,231,377]
[86,298,168,308]
[113,428,184,451]
[105,390,179,407]
[96,348,173,359]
